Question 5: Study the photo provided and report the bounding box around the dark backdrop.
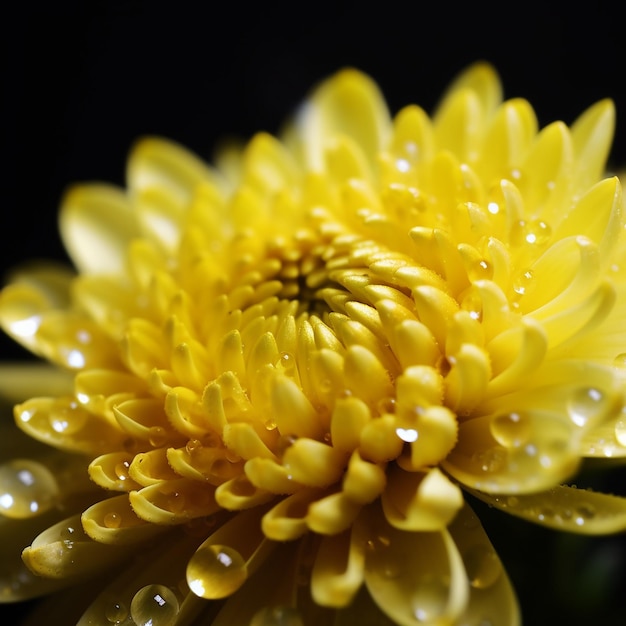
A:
[2,2,626,624]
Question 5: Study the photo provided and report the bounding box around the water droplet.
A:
[412,575,449,622]
[0,459,59,518]
[114,461,130,482]
[158,485,186,514]
[148,426,168,447]
[490,412,531,448]
[463,545,502,589]
[574,503,596,526]
[473,447,507,473]
[567,387,609,427]
[506,496,519,509]
[523,219,552,246]
[130,584,179,626]
[276,352,296,376]
[104,512,122,529]
[104,600,129,624]
[487,202,500,215]
[250,606,305,626]
[187,544,247,599]
[512,269,533,297]
[461,291,482,321]
[535,505,555,522]
[186,439,202,455]
[49,403,87,435]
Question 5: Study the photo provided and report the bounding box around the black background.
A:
[2,2,626,624]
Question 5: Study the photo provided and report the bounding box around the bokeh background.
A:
[2,2,626,624]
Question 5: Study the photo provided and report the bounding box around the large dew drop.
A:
[129,584,179,626]
[186,543,248,599]
[567,387,609,428]
[0,459,59,518]
[490,412,531,448]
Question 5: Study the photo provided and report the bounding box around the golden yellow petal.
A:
[129,478,219,524]
[215,476,275,510]
[449,504,521,626]
[261,489,321,541]
[437,62,502,120]
[296,68,390,172]
[81,494,166,544]
[88,450,138,493]
[15,396,127,455]
[468,485,626,535]
[311,523,366,608]
[363,504,469,626]
[282,439,347,488]
[342,451,387,504]
[22,513,128,579]
[306,492,361,535]
[382,467,463,531]
[58,184,138,274]
[127,136,224,206]
[571,98,615,192]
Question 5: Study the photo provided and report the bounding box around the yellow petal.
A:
[571,99,615,192]
[382,467,463,531]
[127,136,223,206]
[59,185,138,274]
[468,485,626,535]
[296,68,390,172]
[311,523,366,608]
[81,494,166,544]
[449,504,521,626]
[129,478,219,524]
[363,503,469,626]
[22,513,128,579]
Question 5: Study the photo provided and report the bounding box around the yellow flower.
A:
[1,62,626,625]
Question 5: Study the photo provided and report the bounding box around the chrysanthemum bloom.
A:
[2,62,626,625]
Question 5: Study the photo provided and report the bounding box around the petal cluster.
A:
[1,63,626,625]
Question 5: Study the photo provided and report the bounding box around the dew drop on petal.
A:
[0,459,59,518]
[574,503,596,527]
[148,426,168,447]
[250,606,305,626]
[104,512,122,529]
[567,387,608,427]
[49,402,87,435]
[472,446,507,473]
[412,575,449,623]
[104,600,129,624]
[186,544,247,599]
[463,545,502,589]
[490,412,531,448]
[460,291,482,321]
[130,584,179,626]
[512,269,533,297]
[114,461,131,482]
